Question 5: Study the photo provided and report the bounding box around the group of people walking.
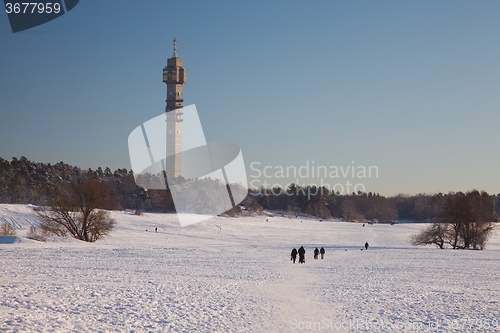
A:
[290,246,325,264]
[290,243,370,263]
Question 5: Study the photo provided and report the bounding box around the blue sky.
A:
[1,0,499,196]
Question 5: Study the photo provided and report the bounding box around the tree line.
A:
[1,157,499,246]
[1,156,499,221]
[0,156,175,212]
[244,185,500,223]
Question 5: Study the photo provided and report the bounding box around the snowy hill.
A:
[1,204,500,332]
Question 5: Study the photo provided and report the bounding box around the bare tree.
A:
[411,223,450,249]
[411,191,497,250]
[36,177,116,242]
[441,191,495,249]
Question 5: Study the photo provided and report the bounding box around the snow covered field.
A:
[1,204,500,332]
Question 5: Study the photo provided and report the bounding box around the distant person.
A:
[291,248,298,264]
[320,246,325,259]
[298,246,306,264]
[365,242,369,250]
[155,227,157,233]
[314,247,319,260]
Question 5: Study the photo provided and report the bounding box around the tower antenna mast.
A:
[173,38,178,58]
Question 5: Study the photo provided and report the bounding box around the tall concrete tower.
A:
[163,38,187,177]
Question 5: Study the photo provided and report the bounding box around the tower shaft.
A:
[163,39,187,178]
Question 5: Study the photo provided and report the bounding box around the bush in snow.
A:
[0,222,16,236]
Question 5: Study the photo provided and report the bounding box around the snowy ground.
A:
[1,204,500,332]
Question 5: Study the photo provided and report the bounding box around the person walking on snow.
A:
[365,242,369,250]
[314,247,319,260]
[320,246,325,259]
[298,246,306,264]
[291,248,298,264]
